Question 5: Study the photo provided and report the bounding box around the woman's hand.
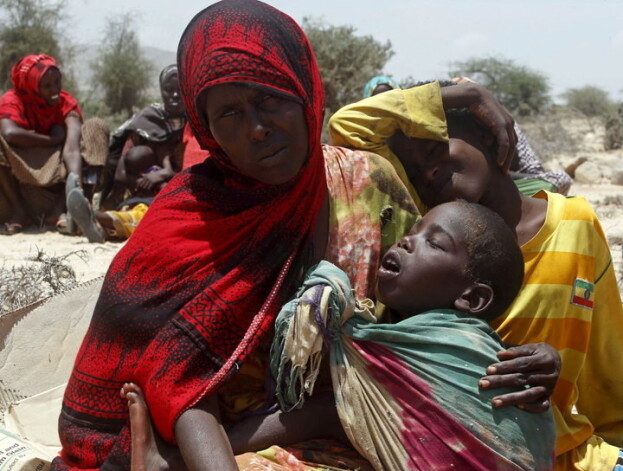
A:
[440,82,517,172]
[479,342,560,412]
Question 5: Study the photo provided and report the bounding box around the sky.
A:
[60,0,623,102]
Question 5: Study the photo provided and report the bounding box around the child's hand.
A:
[479,342,560,412]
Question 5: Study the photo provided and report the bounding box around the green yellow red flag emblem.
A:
[571,278,594,309]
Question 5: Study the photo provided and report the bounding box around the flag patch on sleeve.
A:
[571,278,594,309]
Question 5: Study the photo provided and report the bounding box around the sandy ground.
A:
[0,229,125,284]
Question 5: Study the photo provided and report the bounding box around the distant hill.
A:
[68,44,176,98]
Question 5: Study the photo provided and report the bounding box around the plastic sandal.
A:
[66,188,105,243]
[64,173,80,234]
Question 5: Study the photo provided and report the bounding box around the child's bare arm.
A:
[175,395,238,471]
[227,390,347,454]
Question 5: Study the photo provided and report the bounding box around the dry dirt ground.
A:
[1,147,623,304]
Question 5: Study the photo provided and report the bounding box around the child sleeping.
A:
[272,200,556,471]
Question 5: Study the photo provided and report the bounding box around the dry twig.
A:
[0,248,88,315]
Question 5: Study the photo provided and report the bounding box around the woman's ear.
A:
[454,283,494,316]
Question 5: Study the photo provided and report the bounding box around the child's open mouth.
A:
[378,250,401,279]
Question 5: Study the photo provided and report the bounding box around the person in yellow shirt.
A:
[329,86,623,471]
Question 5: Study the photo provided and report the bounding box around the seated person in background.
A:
[67,145,169,242]
[69,65,185,243]
[329,89,623,470]
[362,75,400,98]
[99,64,185,210]
[451,76,572,195]
[0,54,109,234]
[122,200,557,471]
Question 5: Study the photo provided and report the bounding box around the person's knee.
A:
[124,146,157,176]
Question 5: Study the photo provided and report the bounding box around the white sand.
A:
[0,229,125,283]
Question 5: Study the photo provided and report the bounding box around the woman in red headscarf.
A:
[0,54,108,234]
[50,1,548,470]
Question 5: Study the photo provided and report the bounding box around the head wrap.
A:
[0,54,80,134]
[363,75,400,98]
[11,54,57,93]
[158,63,178,89]
[62,0,328,443]
[178,0,325,181]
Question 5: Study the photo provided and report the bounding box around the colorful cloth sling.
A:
[272,261,556,471]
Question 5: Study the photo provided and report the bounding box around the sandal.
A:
[64,173,80,234]
[1,221,23,235]
[67,188,105,243]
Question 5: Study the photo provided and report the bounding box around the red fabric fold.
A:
[57,1,327,467]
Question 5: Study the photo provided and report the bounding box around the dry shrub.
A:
[0,249,87,315]
[605,106,623,150]
[519,107,589,163]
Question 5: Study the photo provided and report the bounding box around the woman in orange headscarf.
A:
[0,54,108,234]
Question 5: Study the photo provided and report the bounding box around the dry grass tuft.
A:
[0,249,88,315]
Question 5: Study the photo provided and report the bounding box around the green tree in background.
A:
[303,17,394,114]
[0,0,72,92]
[562,85,613,117]
[450,56,550,117]
[91,14,153,116]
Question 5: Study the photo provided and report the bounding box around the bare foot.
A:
[121,383,186,471]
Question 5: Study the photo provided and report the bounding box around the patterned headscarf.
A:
[363,75,400,98]
[0,54,80,134]
[178,0,325,182]
[11,54,57,93]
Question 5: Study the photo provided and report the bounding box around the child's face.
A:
[397,130,495,208]
[376,202,472,317]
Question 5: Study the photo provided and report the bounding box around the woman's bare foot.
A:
[121,382,186,471]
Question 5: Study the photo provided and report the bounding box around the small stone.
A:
[611,169,623,186]
[574,161,602,184]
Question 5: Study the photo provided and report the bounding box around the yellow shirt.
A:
[328,82,448,211]
[493,191,623,470]
[329,87,623,470]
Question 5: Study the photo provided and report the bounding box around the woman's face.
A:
[203,83,308,185]
[38,67,62,106]
[161,75,184,116]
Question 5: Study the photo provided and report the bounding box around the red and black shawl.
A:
[0,54,80,134]
[56,0,326,466]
